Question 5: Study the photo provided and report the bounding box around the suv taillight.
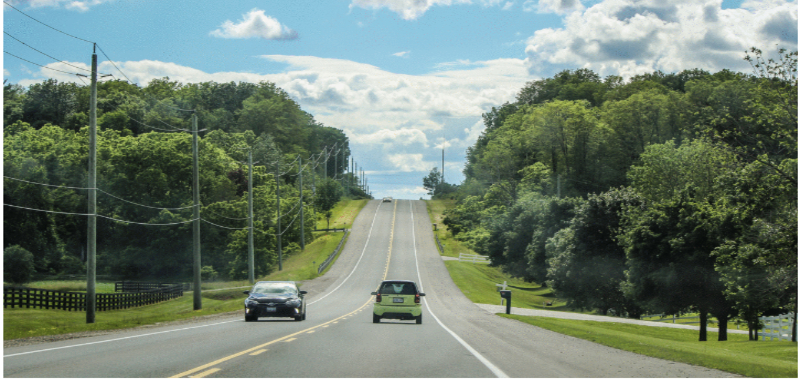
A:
[414,294,420,303]
[376,293,382,302]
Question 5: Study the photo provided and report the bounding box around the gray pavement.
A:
[475,303,749,334]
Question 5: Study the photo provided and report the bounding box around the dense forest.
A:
[439,48,797,341]
[3,77,369,283]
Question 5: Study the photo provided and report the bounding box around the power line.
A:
[127,116,188,133]
[3,1,94,44]
[200,218,248,230]
[4,203,198,225]
[94,44,132,84]
[4,176,91,190]
[97,189,195,211]
[4,31,100,74]
[4,51,84,76]
[5,176,195,212]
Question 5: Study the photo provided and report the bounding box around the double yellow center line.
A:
[172,200,398,378]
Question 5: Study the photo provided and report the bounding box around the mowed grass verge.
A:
[500,315,797,378]
[4,198,369,341]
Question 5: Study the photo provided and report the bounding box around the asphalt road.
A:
[3,199,737,377]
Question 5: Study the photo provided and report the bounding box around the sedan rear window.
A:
[253,283,297,294]
[379,282,417,295]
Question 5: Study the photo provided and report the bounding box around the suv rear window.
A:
[379,282,417,295]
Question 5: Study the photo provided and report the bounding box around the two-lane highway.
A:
[4,200,733,377]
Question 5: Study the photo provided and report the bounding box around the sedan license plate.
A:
[266,307,276,312]
[392,297,404,303]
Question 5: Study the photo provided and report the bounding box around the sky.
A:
[3,0,797,199]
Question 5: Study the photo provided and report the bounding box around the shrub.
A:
[4,245,36,285]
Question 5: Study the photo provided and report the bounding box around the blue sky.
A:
[3,0,797,199]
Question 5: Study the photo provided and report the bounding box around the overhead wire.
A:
[3,203,198,225]
[3,31,100,75]
[4,51,85,76]
[97,189,195,211]
[3,1,95,44]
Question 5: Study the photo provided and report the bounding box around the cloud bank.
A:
[524,0,798,78]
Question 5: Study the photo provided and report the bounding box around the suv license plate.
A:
[393,297,404,303]
[267,307,276,312]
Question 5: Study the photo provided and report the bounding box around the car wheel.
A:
[302,312,306,321]
[294,315,302,321]
[373,314,380,323]
[415,315,422,324]
[245,314,256,322]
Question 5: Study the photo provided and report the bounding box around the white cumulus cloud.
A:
[524,0,798,78]
[210,9,298,40]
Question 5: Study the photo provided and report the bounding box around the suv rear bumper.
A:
[373,304,422,318]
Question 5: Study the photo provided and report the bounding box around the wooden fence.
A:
[115,281,190,292]
[458,253,490,264]
[4,284,184,312]
[760,313,795,341]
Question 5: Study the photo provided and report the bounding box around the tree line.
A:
[4,77,369,284]
[440,48,797,341]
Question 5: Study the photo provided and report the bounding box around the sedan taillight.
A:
[376,293,382,302]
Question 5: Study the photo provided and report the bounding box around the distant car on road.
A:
[371,280,425,324]
[244,281,307,322]
[382,197,392,202]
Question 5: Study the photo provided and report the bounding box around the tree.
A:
[4,245,36,284]
[423,167,443,196]
[315,178,341,229]
[546,188,643,317]
[620,191,733,341]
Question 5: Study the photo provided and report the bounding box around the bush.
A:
[200,265,219,281]
[4,245,36,284]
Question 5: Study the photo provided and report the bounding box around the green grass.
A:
[4,199,368,341]
[425,199,473,258]
[500,315,798,378]
[316,198,368,230]
[445,260,568,310]
[4,289,247,340]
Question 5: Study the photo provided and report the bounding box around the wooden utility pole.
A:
[86,45,97,324]
[247,150,254,283]
[276,164,283,271]
[299,156,305,251]
[192,113,202,310]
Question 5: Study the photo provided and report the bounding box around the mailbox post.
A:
[499,290,511,314]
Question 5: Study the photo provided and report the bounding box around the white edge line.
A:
[307,200,383,306]
[3,319,238,358]
[410,201,509,378]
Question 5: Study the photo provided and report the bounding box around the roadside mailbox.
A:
[499,290,511,314]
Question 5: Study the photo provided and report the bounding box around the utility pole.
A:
[442,146,445,184]
[86,45,97,324]
[341,147,346,187]
[247,151,254,283]
[275,164,283,271]
[311,154,316,228]
[299,156,305,251]
[192,113,202,310]
[334,145,338,182]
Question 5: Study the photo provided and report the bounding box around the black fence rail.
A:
[4,284,184,312]
[115,281,190,293]
[318,230,349,274]
[4,287,86,311]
